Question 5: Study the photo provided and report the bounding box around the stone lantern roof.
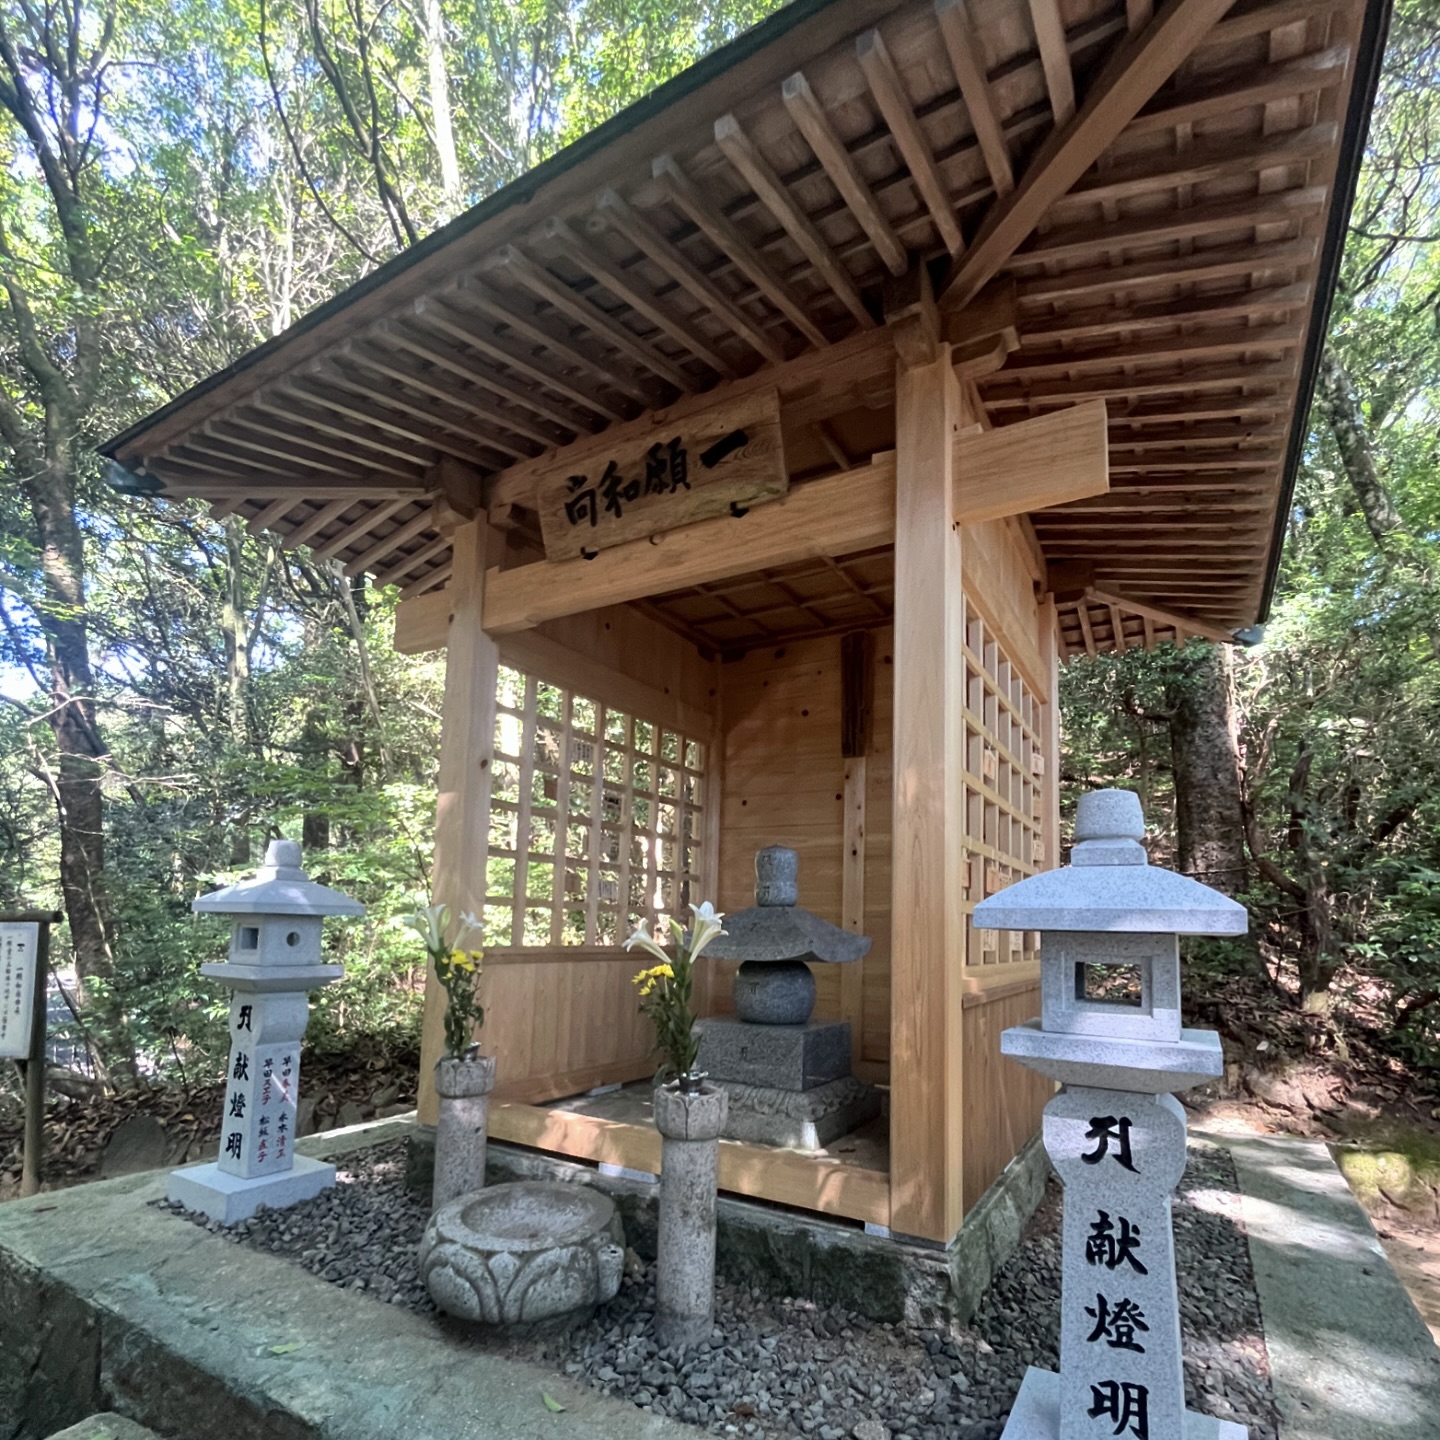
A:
[193,839,366,918]
[974,790,1246,936]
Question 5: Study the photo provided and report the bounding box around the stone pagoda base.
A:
[694,1016,851,1090]
[712,1075,880,1150]
[1002,1367,1246,1440]
[167,1154,335,1224]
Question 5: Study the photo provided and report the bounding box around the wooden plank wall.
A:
[483,952,658,1104]
[713,629,893,1083]
[418,596,720,1121]
[960,983,1054,1211]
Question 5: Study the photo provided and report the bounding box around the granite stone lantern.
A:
[695,846,879,1149]
[974,789,1248,1440]
[167,839,364,1223]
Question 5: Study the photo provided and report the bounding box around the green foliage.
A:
[0,0,777,1084]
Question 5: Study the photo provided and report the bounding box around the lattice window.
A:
[961,602,1046,968]
[482,664,707,949]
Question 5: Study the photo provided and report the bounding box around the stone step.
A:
[46,1415,162,1440]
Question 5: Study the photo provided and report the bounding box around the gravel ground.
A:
[158,1140,1278,1439]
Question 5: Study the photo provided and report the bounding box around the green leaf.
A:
[269,1341,305,1355]
[541,1392,567,1413]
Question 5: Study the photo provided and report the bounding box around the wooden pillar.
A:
[1037,596,1062,873]
[889,344,966,1242]
[417,515,500,1126]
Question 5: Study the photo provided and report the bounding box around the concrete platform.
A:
[0,1119,697,1440]
[1196,1126,1440,1440]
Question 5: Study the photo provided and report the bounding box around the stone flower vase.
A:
[653,1079,729,1349]
[433,1052,496,1210]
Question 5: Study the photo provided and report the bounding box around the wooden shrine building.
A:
[105,0,1386,1248]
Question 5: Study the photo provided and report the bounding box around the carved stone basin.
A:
[418,1180,625,1324]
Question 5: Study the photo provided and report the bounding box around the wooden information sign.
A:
[536,388,787,561]
[0,920,39,1060]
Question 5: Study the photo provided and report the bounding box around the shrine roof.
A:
[102,0,1390,657]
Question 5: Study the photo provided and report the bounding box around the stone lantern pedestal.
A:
[167,840,363,1224]
[653,1081,728,1349]
[975,790,1248,1440]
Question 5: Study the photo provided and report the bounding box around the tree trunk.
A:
[1317,347,1402,548]
[423,0,461,202]
[1166,645,1250,896]
[28,456,138,1088]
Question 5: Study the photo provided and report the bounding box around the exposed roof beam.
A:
[1049,121,1337,215]
[283,499,355,551]
[1007,186,1326,269]
[373,534,451,589]
[400,564,452,601]
[343,346,546,455]
[487,245,695,392]
[1026,0,1076,124]
[939,0,1241,311]
[1127,44,1351,136]
[934,0,1014,199]
[1022,282,1312,345]
[855,28,966,256]
[344,507,438,577]
[381,319,589,434]
[310,499,411,562]
[1015,236,1318,307]
[713,114,876,329]
[781,70,908,275]
[1000,321,1304,381]
[538,216,736,378]
[651,153,831,349]
[452,280,651,407]
[1088,587,1235,644]
[592,186,788,362]
[413,294,618,423]
[246,499,298,536]
[290,373,496,467]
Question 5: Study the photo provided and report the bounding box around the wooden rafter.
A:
[855,28,966,256]
[935,0,1014,199]
[538,216,736,378]
[591,187,787,363]
[713,114,876,329]
[939,0,1245,310]
[487,245,694,393]
[1026,0,1076,124]
[781,70,908,275]
[310,499,411,562]
[651,154,831,349]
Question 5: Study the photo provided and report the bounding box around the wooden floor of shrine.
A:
[488,1080,891,1228]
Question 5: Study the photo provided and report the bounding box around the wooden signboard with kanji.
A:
[535,388,787,561]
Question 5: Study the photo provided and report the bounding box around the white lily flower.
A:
[623,917,672,965]
[402,902,449,954]
[687,900,727,962]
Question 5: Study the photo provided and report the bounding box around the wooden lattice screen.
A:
[962,601,1045,969]
[483,664,708,949]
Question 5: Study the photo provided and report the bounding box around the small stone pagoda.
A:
[168,839,363,1223]
[976,789,1247,1440]
[695,846,878,1149]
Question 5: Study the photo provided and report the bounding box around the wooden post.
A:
[889,344,966,1242]
[1037,597,1062,873]
[417,515,500,1127]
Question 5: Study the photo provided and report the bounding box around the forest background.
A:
[0,0,1437,1110]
